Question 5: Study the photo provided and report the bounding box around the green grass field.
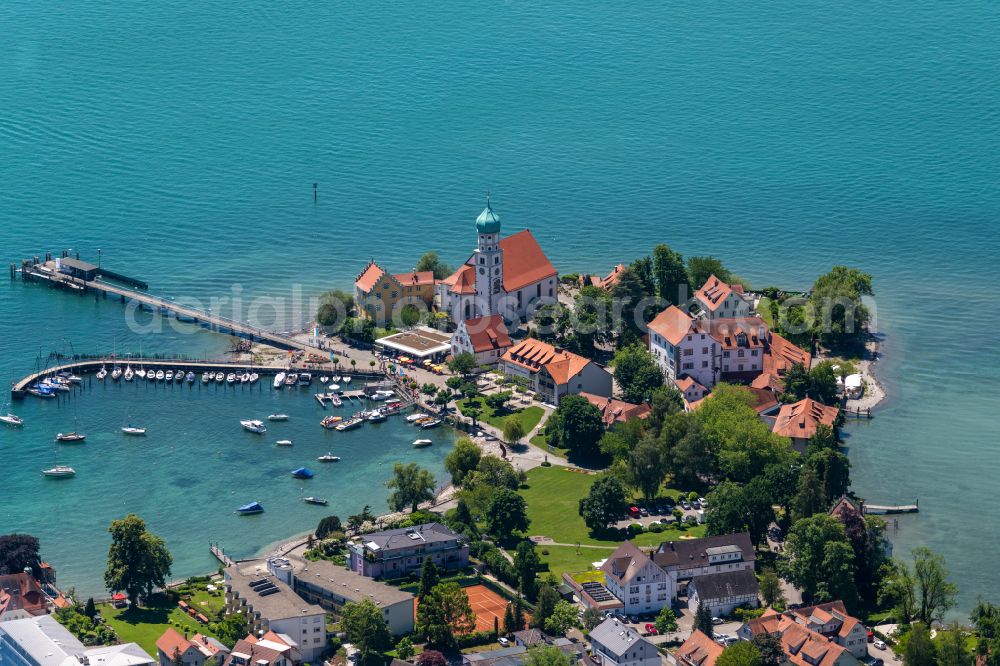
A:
[519,465,706,555]
[458,398,544,433]
[99,589,224,656]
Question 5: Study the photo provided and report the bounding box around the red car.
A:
[629,506,641,518]
[644,623,659,635]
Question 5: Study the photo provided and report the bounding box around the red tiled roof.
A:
[579,392,651,426]
[706,317,768,350]
[696,275,743,312]
[648,306,694,346]
[156,627,192,658]
[676,630,725,666]
[355,261,386,293]
[772,398,839,439]
[0,573,47,617]
[584,264,626,291]
[498,229,557,292]
[462,314,512,354]
[392,271,435,286]
[500,338,593,385]
[443,264,477,295]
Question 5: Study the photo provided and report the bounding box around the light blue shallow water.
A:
[2,0,999,610]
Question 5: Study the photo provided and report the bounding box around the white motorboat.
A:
[319,376,329,383]
[239,372,250,383]
[124,366,134,382]
[1,413,24,427]
[329,394,342,407]
[371,390,395,401]
[267,413,289,421]
[42,466,76,478]
[148,371,157,382]
[56,432,87,442]
[186,372,196,383]
[284,373,298,386]
[317,453,341,462]
[303,497,329,505]
[201,372,211,383]
[298,373,312,386]
[226,373,236,384]
[273,372,286,389]
[175,370,185,382]
[111,366,123,381]
[60,373,83,383]
[413,439,433,448]
[249,373,259,383]
[96,366,108,380]
[240,419,267,433]
[406,413,430,423]
[164,370,174,381]
[215,372,225,383]
[367,410,387,423]
[122,426,147,435]
[276,439,293,447]
[136,367,146,379]
[328,384,340,391]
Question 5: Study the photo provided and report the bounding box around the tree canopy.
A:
[486,489,529,542]
[415,251,454,280]
[386,463,437,513]
[612,344,665,404]
[444,437,482,486]
[546,395,605,461]
[579,475,629,533]
[717,641,763,666]
[783,514,857,608]
[341,599,392,664]
[0,533,41,576]
[417,582,476,650]
[104,514,172,606]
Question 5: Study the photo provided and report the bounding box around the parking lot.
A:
[612,498,706,530]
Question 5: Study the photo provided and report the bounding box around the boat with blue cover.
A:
[291,467,314,479]
[236,501,264,515]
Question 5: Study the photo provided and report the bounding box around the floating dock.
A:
[864,502,918,515]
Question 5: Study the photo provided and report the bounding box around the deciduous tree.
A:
[717,642,762,666]
[415,251,454,280]
[612,344,664,404]
[783,515,857,606]
[514,542,541,600]
[905,622,935,666]
[546,395,605,461]
[579,475,629,533]
[0,534,41,576]
[913,547,958,625]
[341,599,392,664]
[652,244,690,306]
[486,489,529,541]
[626,436,668,501]
[386,463,436,513]
[104,514,172,606]
[544,601,580,636]
[525,645,574,666]
[417,583,476,651]
[445,438,482,486]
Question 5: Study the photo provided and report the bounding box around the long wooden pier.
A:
[209,542,235,567]
[20,262,305,350]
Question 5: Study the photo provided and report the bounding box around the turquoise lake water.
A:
[2,1,999,610]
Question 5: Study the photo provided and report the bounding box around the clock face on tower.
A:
[492,277,501,294]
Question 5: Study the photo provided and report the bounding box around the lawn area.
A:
[537,546,615,579]
[519,466,707,551]
[458,398,544,433]
[529,432,569,458]
[100,588,224,656]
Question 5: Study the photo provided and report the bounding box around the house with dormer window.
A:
[601,541,675,616]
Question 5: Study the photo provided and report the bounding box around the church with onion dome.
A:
[437,199,558,325]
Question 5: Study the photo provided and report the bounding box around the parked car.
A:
[873,639,886,651]
[691,500,702,509]
[681,500,691,510]
[628,506,641,518]
[712,617,725,625]
[639,507,649,517]
[698,497,706,505]
[644,624,659,636]
[866,658,884,666]
[498,637,510,647]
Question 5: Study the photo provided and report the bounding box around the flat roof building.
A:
[0,614,154,666]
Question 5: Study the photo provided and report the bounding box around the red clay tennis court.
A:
[414,583,513,633]
[463,584,510,632]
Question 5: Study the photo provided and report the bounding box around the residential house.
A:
[651,533,755,586]
[0,574,48,621]
[499,338,612,405]
[828,496,891,559]
[156,628,229,666]
[589,618,661,666]
[685,569,759,616]
[672,630,724,666]
[278,556,415,636]
[601,542,674,616]
[354,261,436,325]
[581,264,625,291]
[694,275,752,321]
[223,561,327,663]
[461,646,528,666]
[0,614,154,666]
[451,314,513,365]
[771,398,840,453]
[346,522,468,579]
[675,377,709,411]
[579,392,651,428]
[649,306,810,392]
[223,632,297,666]
[438,202,558,325]
[738,605,864,665]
